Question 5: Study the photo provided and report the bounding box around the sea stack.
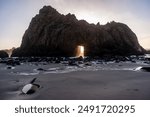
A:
[12,6,145,57]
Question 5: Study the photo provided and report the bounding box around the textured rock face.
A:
[12,6,145,57]
[0,50,8,58]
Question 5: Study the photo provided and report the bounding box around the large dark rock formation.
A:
[0,50,8,58]
[12,6,145,57]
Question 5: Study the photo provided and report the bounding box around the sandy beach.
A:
[0,59,150,100]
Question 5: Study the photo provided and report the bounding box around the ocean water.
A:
[145,54,150,58]
[1,55,150,75]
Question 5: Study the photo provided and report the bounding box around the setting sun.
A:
[76,45,84,58]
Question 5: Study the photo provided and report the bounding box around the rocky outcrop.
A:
[0,50,9,58]
[12,6,145,57]
[4,47,15,57]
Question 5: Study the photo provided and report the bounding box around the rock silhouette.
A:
[0,50,9,58]
[12,6,145,57]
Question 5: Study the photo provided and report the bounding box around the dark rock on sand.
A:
[141,67,150,72]
[135,66,150,72]
[84,62,92,66]
[6,58,20,66]
[6,66,12,69]
[22,78,40,94]
[22,84,40,94]
[37,68,47,71]
[0,50,8,58]
[68,60,78,66]
[12,6,145,57]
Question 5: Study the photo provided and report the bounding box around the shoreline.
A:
[0,60,150,100]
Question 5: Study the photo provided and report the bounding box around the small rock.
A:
[22,84,40,94]
[22,78,40,94]
[84,62,92,66]
[68,60,77,66]
[7,66,12,69]
[37,68,47,71]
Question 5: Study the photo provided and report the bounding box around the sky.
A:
[0,0,150,50]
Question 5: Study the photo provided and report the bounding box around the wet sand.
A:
[0,62,150,100]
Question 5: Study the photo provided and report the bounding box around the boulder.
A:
[22,78,40,94]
